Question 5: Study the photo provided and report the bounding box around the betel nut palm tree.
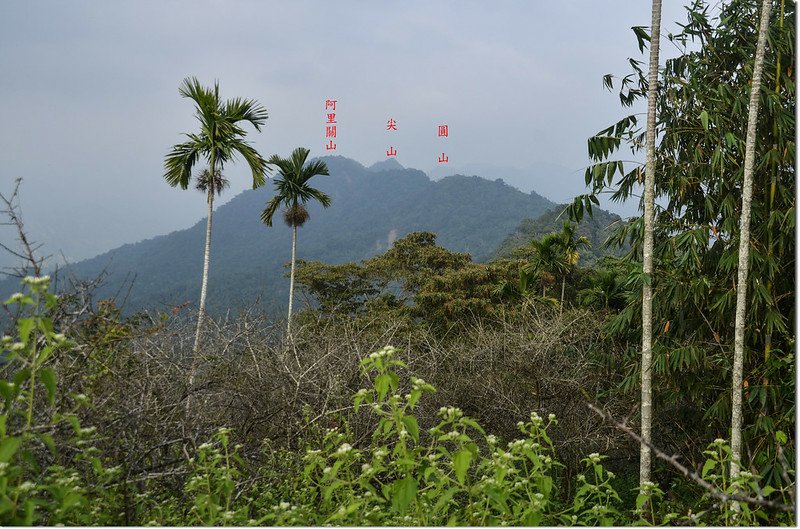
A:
[640,0,662,488]
[522,233,568,299]
[261,147,331,334]
[164,77,269,392]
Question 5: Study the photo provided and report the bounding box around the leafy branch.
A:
[586,402,794,513]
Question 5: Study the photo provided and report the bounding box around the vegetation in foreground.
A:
[0,269,793,526]
[0,0,794,525]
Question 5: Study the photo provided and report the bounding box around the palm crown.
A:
[261,147,331,227]
[164,77,269,191]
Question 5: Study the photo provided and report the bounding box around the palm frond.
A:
[290,147,311,171]
[308,188,332,208]
[232,140,269,188]
[262,147,332,229]
[301,159,331,184]
[178,77,219,131]
[166,78,268,193]
[164,141,201,189]
[261,196,282,226]
[224,97,268,131]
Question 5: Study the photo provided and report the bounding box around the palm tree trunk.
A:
[640,0,662,488]
[560,276,566,315]
[188,157,215,412]
[287,224,297,334]
[731,0,772,479]
[193,192,214,354]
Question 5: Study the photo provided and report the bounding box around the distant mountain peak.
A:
[368,158,405,172]
[19,154,556,316]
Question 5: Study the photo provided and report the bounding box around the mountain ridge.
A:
[3,156,558,315]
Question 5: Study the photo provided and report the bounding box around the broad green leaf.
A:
[461,417,485,434]
[775,430,787,444]
[17,318,34,343]
[375,374,391,401]
[0,381,17,406]
[761,485,776,496]
[40,367,56,405]
[433,486,460,512]
[401,415,419,443]
[701,458,716,479]
[452,449,472,484]
[0,436,21,463]
[392,476,417,514]
[13,368,31,389]
[635,492,649,510]
[323,480,343,502]
[407,389,422,409]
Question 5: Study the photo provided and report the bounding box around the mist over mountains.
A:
[1,156,624,316]
[3,157,551,314]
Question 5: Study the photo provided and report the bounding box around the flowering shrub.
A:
[0,285,793,526]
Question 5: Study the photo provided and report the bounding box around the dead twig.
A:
[586,402,794,513]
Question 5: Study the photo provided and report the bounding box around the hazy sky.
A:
[0,1,691,268]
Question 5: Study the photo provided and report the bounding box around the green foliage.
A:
[366,231,472,297]
[0,277,124,525]
[568,0,795,483]
[294,231,473,316]
[494,205,625,267]
[232,347,792,526]
[164,77,269,191]
[261,147,331,228]
[292,259,379,314]
[0,290,793,527]
[16,158,556,316]
[183,428,247,526]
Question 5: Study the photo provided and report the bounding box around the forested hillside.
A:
[0,0,794,526]
[492,205,626,265]
[2,157,553,315]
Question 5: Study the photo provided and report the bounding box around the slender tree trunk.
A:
[188,156,216,412]
[560,275,566,315]
[287,224,297,334]
[193,192,214,355]
[640,0,662,488]
[731,0,772,479]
